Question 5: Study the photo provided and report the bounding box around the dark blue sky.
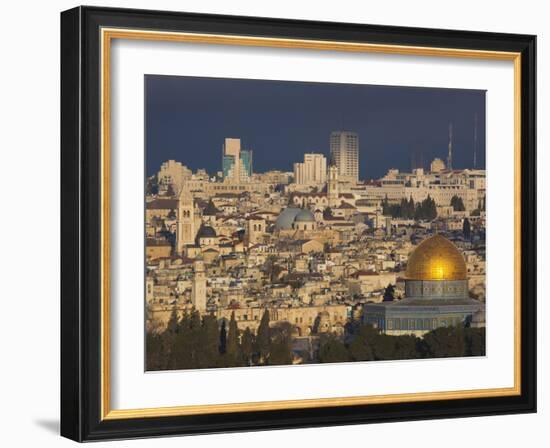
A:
[145,75,485,180]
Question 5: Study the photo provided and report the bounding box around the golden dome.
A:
[405,235,467,281]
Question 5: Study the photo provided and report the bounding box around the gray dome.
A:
[197,225,217,238]
[294,209,315,222]
[274,207,302,230]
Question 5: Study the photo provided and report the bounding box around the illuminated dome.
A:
[405,235,467,281]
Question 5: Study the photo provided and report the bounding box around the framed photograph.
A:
[61,6,536,441]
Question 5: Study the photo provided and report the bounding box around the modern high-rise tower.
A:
[329,131,359,183]
[222,138,253,183]
[293,153,327,185]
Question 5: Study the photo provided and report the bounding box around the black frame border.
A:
[61,6,536,442]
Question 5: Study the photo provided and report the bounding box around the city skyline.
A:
[145,75,486,179]
[145,74,487,372]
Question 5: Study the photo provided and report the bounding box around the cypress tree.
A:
[408,196,415,219]
[463,218,471,240]
[166,306,179,336]
[382,195,389,215]
[219,319,227,355]
[198,313,219,368]
[426,195,437,220]
[241,327,255,366]
[226,311,242,366]
[256,309,271,363]
[383,284,395,302]
[401,196,409,218]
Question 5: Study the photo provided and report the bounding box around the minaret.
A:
[447,123,453,171]
[327,157,339,208]
[473,113,478,169]
[191,258,207,312]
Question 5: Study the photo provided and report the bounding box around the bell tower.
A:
[176,188,195,254]
[245,217,265,247]
[192,258,207,312]
[327,161,339,208]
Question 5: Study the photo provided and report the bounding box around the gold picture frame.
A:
[61,6,536,441]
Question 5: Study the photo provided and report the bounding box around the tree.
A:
[165,307,179,335]
[170,311,193,369]
[224,311,243,367]
[391,335,419,359]
[399,198,408,217]
[241,327,255,366]
[197,313,220,368]
[450,195,466,211]
[407,196,415,219]
[383,284,396,302]
[422,325,465,358]
[256,309,271,363]
[382,195,389,216]
[219,319,227,355]
[268,322,293,365]
[372,334,398,360]
[463,218,471,240]
[146,331,165,371]
[347,324,378,361]
[425,195,437,220]
[318,336,349,363]
[414,196,437,221]
[268,339,293,365]
[464,327,485,356]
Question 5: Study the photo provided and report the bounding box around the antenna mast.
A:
[447,122,453,171]
[473,113,478,169]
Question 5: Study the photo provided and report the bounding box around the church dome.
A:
[405,234,467,281]
[196,225,217,238]
[294,209,315,222]
[274,207,302,230]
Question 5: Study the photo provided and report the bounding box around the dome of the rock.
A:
[405,234,467,281]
